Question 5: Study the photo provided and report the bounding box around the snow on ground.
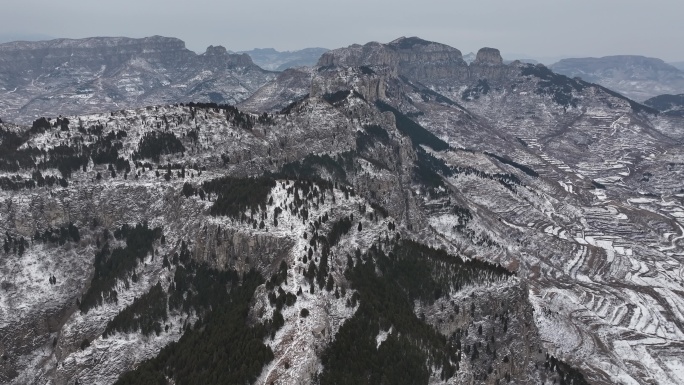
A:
[244,181,399,384]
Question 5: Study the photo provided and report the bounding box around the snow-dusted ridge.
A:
[2,35,684,385]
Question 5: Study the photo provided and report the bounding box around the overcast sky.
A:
[2,0,683,63]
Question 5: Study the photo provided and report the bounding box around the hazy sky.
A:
[2,0,683,62]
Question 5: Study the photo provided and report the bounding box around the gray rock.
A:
[0,36,277,124]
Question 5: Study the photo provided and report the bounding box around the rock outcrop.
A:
[317,37,514,88]
[472,47,503,65]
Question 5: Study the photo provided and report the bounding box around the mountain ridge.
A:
[0,35,276,124]
[550,54,684,101]
[2,35,684,385]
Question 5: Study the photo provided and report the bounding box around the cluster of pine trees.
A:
[0,120,135,184]
[0,173,66,191]
[542,354,590,385]
[484,152,539,177]
[3,232,29,256]
[201,176,276,218]
[115,267,278,385]
[183,102,271,130]
[0,126,42,172]
[103,282,168,338]
[32,223,80,245]
[356,124,390,152]
[461,79,491,100]
[79,223,162,313]
[275,153,348,182]
[318,239,514,385]
[132,131,185,162]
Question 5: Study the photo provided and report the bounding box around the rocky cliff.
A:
[0,36,276,124]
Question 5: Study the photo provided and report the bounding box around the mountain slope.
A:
[296,37,684,385]
[550,55,684,101]
[644,93,684,116]
[1,96,583,385]
[3,35,684,385]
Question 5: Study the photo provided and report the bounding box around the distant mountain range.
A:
[0,36,276,123]
[238,47,329,71]
[670,61,684,71]
[550,55,684,101]
[0,33,54,44]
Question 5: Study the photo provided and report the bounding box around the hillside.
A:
[644,93,684,116]
[550,55,684,101]
[2,36,684,385]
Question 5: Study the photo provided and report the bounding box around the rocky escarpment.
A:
[201,45,255,68]
[0,36,276,124]
[317,38,514,87]
[472,47,503,66]
[0,36,192,75]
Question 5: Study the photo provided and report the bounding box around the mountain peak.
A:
[387,36,435,50]
[200,45,256,67]
[204,45,228,56]
[473,47,503,65]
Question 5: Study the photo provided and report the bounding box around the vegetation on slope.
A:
[132,131,185,162]
[375,100,449,151]
[484,152,538,177]
[319,240,512,385]
[115,269,275,385]
[103,282,168,338]
[202,176,276,218]
[79,223,162,313]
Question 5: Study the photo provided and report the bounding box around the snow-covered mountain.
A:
[2,35,684,385]
[0,36,277,124]
[550,55,684,101]
[238,47,329,71]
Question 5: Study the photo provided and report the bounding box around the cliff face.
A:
[317,38,512,87]
[0,36,192,75]
[0,36,276,123]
